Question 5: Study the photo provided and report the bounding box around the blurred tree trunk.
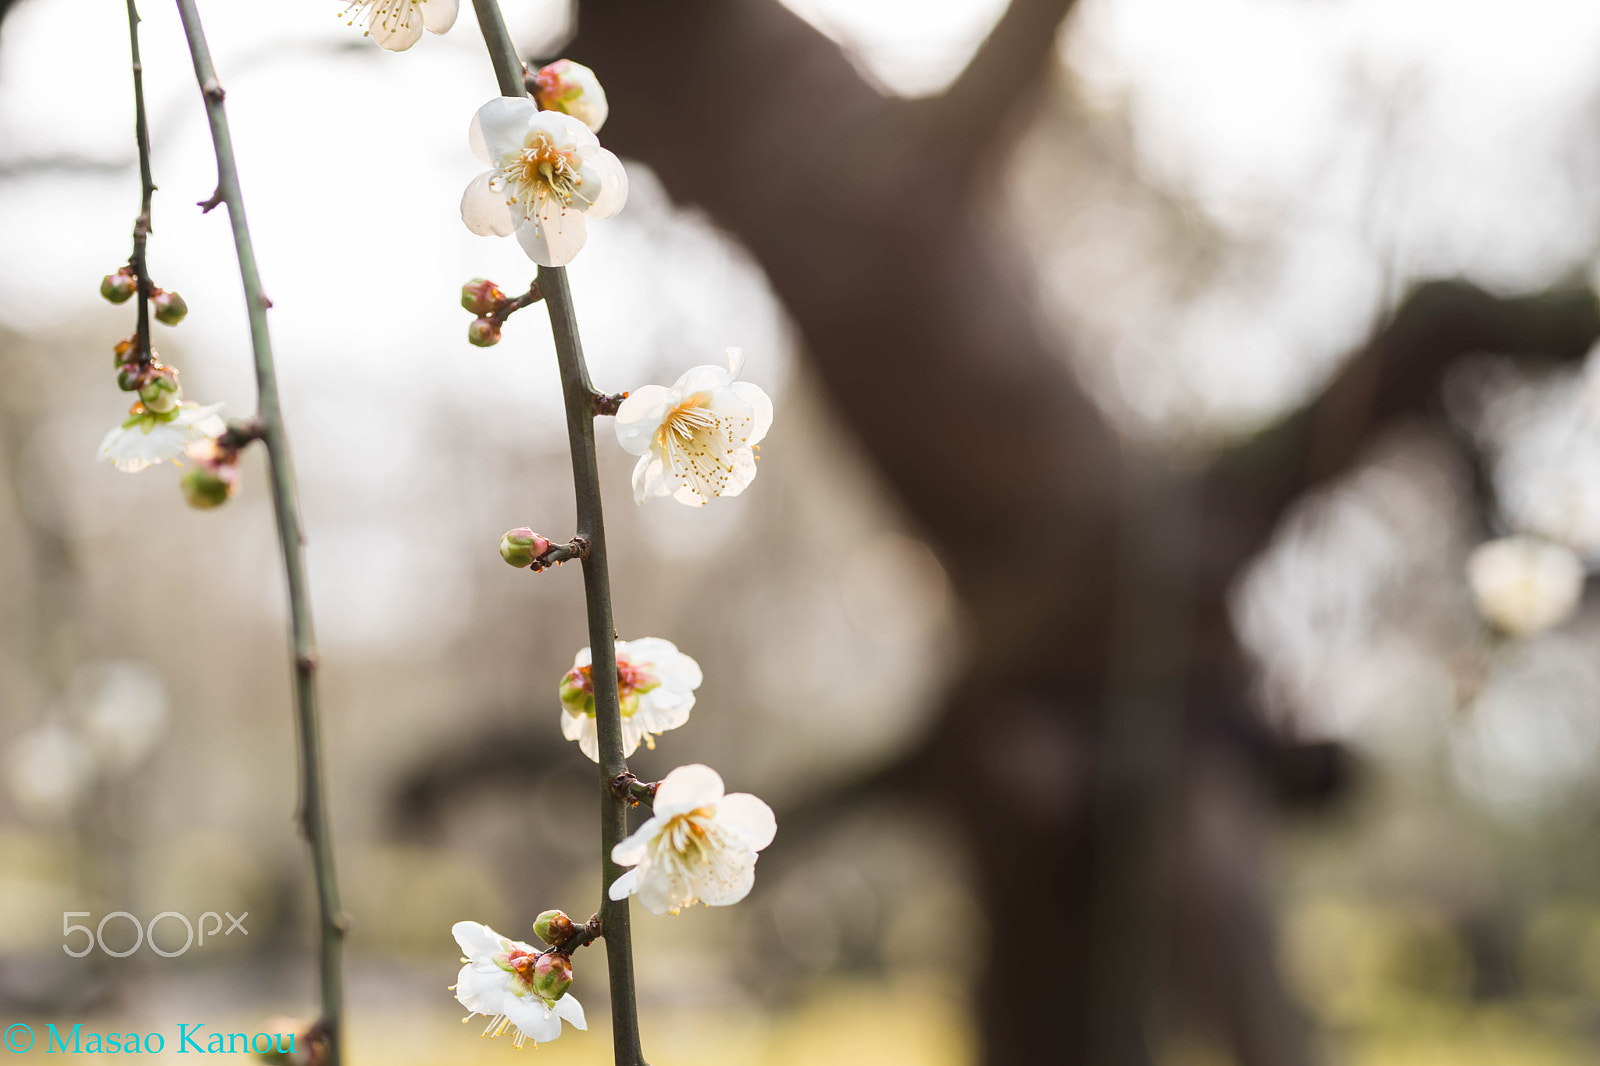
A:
[571,3,1600,1064]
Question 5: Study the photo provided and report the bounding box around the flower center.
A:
[561,655,660,718]
[501,949,539,997]
[343,0,418,36]
[655,398,750,500]
[499,133,583,220]
[660,807,719,859]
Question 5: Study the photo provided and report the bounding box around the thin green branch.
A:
[468,3,646,1062]
[171,4,345,1063]
[124,0,154,365]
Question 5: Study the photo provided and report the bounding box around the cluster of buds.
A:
[461,277,543,347]
[100,265,187,324]
[113,338,181,406]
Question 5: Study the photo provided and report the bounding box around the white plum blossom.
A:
[531,60,609,132]
[559,638,701,762]
[451,921,586,1049]
[460,97,628,267]
[1467,534,1586,636]
[6,724,96,821]
[609,764,776,915]
[97,402,225,473]
[614,348,773,506]
[341,0,458,51]
[79,661,170,772]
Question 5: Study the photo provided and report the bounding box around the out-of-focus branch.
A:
[171,4,345,1062]
[1205,280,1600,582]
[939,0,1081,164]
[124,0,154,367]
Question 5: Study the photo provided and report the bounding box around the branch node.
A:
[529,535,591,573]
[610,771,658,807]
[592,391,629,417]
[554,913,603,954]
[202,78,225,102]
[296,650,321,672]
[197,188,224,214]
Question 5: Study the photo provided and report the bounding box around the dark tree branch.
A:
[1204,280,1600,588]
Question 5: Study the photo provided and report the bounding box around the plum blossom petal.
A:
[98,402,224,473]
[551,994,587,1030]
[653,763,725,817]
[343,0,456,51]
[420,0,458,33]
[461,172,516,237]
[452,920,507,960]
[515,198,588,268]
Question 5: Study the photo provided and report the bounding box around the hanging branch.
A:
[468,3,647,1062]
[170,3,346,1062]
[123,0,155,366]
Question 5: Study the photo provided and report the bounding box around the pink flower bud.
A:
[500,527,551,568]
[532,60,609,133]
[101,268,136,304]
[461,278,507,316]
[532,910,577,945]
[152,289,188,325]
[529,952,573,1005]
[180,464,237,509]
[467,317,501,347]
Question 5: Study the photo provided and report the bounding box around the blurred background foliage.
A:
[4,0,1600,1063]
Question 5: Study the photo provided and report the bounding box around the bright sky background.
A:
[6,0,1600,811]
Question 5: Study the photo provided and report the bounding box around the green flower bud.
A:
[137,367,181,413]
[500,527,550,568]
[467,317,501,347]
[101,269,136,304]
[530,952,573,1006]
[180,464,235,509]
[152,289,188,325]
[532,910,577,946]
[461,278,506,316]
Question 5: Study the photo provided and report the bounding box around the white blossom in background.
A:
[609,764,776,915]
[559,638,701,762]
[340,0,458,51]
[460,98,628,267]
[1467,535,1585,637]
[450,921,586,1049]
[97,403,225,473]
[5,724,96,821]
[78,661,170,772]
[615,348,773,506]
[531,60,609,133]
